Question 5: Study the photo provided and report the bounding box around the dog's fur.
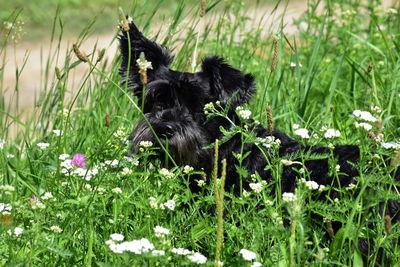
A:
[119,20,400,260]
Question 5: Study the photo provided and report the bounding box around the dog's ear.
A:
[119,19,174,95]
[201,56,255,108]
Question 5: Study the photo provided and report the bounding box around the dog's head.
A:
[119,20,256,166]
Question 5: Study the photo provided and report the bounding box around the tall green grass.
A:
[1,0,400,266]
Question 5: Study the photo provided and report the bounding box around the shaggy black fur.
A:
[118,20,400,262]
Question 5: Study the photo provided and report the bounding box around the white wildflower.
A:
[328,143,335,150]
[37,142,50,149]
[236,106,252,120]
[84,184,92,190]
[104,160,120,168]
[335,165,340,172]
[352,110,377,122]
[110,233,124,241]
[305,181,319,190]
[159,168,174,179]
[346,183,356,190]
[120,238,155,254]
[0,139,5,149]
[109,243,124,254]
[324,129,341,138]
[60,159,74,170]
[112,187,122,194]
[355,122,373,131]
[42,192,54,200]
[172,248,193,255]
[197,179,206,187]
[137,57,153,71]
[52,129,63,136]
[59,154,70,160]
[139,141,153,148]
[387,8,398,14]
[149,197,159,209]
[204,102,215,113]
[160,200,176,211]
[282,192,297,202]
[249,183,263,193]
[318,185,326,191]
[294,128,310,139]
[187,252,207,264]
[50,226,63,233]
[154,226,170,237]
[239,249,257,261]
[292,123,300,129]
[183,165,194,174]
[290,62,302,68]
[252,262,263,267]
[8,227,23,236]
[121,167,133,176]
[370,105,382,113]
[382,142,400,150]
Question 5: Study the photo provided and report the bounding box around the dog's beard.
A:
[131,111,211,169]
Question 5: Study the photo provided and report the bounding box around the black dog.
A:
[118,19,399,260]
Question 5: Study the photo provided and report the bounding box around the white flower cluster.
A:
[149,198,176,211]
[257,136,281,148]
[113,126,127,138]
[183,165,194,174]
[8,227,23,236]
[59,155,98,181]
[0,203,12,215]
[294,128,310,139]
[112,187,122,194]
[109,237,155,254]
[239,248,257,261]
[172,248,207,264]
[37,142,50,149]
[42,192,55,200]
[299,178,326,191]
[139,141,153,148]
[282,192,297,202]
[136,57,153,71]
[382,142,400,150]
[159,168,174,179]
[352,110,377,122]
[355,122,373,131]
[52,129,63,136]
[323,128,341,139]
[154,226,170,238]
[203,102,215,114]
[0,185,15,192]
[50,225,63,233]
[104,159,121,168]
[236,106,252,120]
[249,181,267,193]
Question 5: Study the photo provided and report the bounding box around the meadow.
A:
[1,0,400,266]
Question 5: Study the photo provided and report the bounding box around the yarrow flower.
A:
[382,142,400,150]
[37,142,50,149]
[110,233,124,241]
[42,192,55,200]
[0,203,12,215]
[159,168,174,179]
[187,252,207,264]
[204,102,215,114]
[290,62,302,68]
[183,165,194,174]
[355,122,373,131]
[139,141,153,148]
[249,182,265,193]
[154,226,170,237]
[136,57,153,71]
[52,129,63,136]
[352,110,377,122]
[282,192,297,202]
[109,238,155,254]
[251,262,263,267]
[236,106,252,120]
[160,199,176,211]
[294,128,310,139]
[8,227,23,236]
[71,154,87,168]
[305,180,319,190]
[239,249,257,261]
[50,225,63,233]
[324,129,341,138]
[112,187,122,194]
[172,248,193,255]
[59,153,70,160]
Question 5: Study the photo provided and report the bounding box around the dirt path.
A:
[1,0,396,129]
[1,0,311,113]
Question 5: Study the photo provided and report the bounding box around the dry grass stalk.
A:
[73,44,89,63]
[266,105,274,133]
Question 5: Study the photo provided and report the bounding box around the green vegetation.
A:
[1,0,400,266]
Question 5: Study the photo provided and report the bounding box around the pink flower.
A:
[71,154,87,168]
